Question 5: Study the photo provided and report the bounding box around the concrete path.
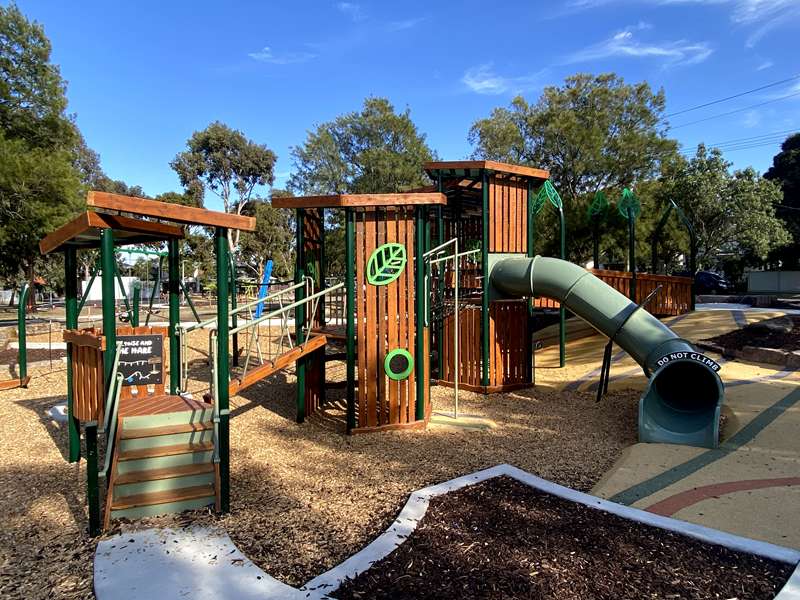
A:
[94,527,304,600]
[536,307,800,549]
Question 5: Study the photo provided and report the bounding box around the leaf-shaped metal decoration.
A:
[587,190,609,221]
[366,243,407,286]
[618,187,641,220]
[537,180,563,209]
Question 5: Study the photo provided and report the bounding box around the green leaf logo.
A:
[367,243,407,286]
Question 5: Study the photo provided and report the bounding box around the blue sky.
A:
[14,0,800,210]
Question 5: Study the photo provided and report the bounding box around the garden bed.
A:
[699,315,800,368]
[333,476,793,600]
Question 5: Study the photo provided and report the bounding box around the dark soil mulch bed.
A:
[333,476,793,600]
[705,315,800,352]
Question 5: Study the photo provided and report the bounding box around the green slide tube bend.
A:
[490,256,723,448]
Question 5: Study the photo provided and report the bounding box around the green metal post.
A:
[215,227,231,513]
[113,264,132,319]
[558,205,566,368]
[628,207,636,301]
[94,228,116,536]
[526,180,534,386]
[145,256,164,327]
[481,170,490,388]
[414,206,426,420]
[230,253,239,368]
[16,283,29,385]
[131,280,140,327]
[100,229,116,385]
[593,219,600,269]
[345,208,356,433]
[168,238,180,394]
[65,247,80,462]
[179,279,201,323]
[85,423,100,536]
[295,209,306,423]
[77,268,97,315]
[436,174,444,380]
[319,208,326,327]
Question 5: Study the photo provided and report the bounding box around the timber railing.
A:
[62,329,124,479]
[533,269,693,316]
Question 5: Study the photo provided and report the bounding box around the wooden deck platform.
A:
[118,394,208,417]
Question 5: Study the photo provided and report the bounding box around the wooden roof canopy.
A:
[40,191,257,255]
[271,192,447,209]
[424,160,550,181]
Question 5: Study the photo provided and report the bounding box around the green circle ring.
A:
[384,348,414,381]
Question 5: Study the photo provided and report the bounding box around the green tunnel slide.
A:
[490,256,724,449]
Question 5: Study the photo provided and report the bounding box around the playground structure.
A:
[36,159,723,535]
[0,283,30,390]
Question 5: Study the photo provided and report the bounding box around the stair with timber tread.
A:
[104,405,218,527]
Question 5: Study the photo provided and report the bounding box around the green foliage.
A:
[660,145,789,269]
[288,97,435,195]
[289,97,435,278]
[765,133,800,267]
[0,4,76,151]
[171,121,277,249]
[238,194,295,280]
[469,73,677,262]
[0,132,82,280]
[366,243,407,286]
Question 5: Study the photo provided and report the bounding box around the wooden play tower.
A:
[272,192,447,433]
[423,161,550,392]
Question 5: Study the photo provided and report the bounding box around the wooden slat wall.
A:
[69,329,105,422]
[354,208,418,429]
[488,175,528,253]
[117,326,168,400]
[440,300,529,389]
[532,270,693,316]
[302,208,324,328]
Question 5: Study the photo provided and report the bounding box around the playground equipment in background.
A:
[0,283,30,390]
[491,256,724,448]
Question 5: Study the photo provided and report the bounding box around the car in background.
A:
[694,271,732,294]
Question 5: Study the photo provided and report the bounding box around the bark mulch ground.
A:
[334,476,793,600]
[704,315,800,352]
[0,328,641,599]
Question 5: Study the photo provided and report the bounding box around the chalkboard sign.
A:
[118,334,164,386]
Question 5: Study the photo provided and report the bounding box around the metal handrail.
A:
[229,282,343,336]
[229,280,305,317]
[100,373,123,479]
[210,331,220,464]
[99,341,123,435]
